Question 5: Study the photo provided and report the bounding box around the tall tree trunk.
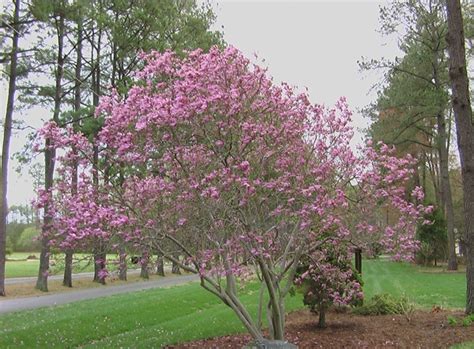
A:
[437,113,458,270]
[37,11,65,292]
[91,23,105,284]
[63,15,83,289]
[446,0,474,314]
[0,0,21,297]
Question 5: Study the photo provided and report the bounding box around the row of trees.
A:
[0,0,223,295]
[361,0,473,271]
[362,0,473,313]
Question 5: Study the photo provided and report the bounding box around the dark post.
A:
[355,248,362,274]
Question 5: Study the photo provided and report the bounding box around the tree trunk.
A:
[93,244,106,285]
[171,255,181,275]
[318,305,327,328]
[140,252,149,279]
[118,246,127,281]
[446,0,474,314]
[156,252,165,276]
[437,113,458,270]
[62,250,73,287]
[0,0,21,297]
[37,11,65,292]
[91,23,104,285]
[63,15,83,289]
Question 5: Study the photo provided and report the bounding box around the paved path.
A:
[0,274,199,314]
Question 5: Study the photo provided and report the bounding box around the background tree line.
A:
[0,0,223,295]
[360,0,473,270]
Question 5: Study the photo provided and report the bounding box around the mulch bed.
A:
[171,309,474,348]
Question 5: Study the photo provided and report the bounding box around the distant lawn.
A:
[0,259,467,347]
[5,252,142,278]
[363,258,466,309]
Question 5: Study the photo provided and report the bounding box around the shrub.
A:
[16,227,41,252]
[416,208,447,266]
[353,293,414,316]
[6,236,13,255]
[448,315,458,325]
[295,243,364,328]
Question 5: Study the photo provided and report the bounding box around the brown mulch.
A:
[171,309,474,348]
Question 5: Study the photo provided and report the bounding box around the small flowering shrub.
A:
[295,242,363,327]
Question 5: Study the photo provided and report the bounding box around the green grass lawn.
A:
[363,259,466,309]
[0,282,303,348]
[0,259,468,348]
[5,252,135,278]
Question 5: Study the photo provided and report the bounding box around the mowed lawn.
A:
[0,259,467,348]
[0,282,304,348]
[363,259,466,309]
[5,253,135,278]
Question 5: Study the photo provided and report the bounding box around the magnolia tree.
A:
[37,46,431,342]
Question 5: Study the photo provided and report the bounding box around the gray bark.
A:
[437,112,458,270]
[63,15,83,289]
[156,252,165,276]
[0,0,21,297]
[446,0,474,314]
[118,246,127,281]
[140,252,149,279]
[62,250,73,287]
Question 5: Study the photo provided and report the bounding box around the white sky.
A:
[0,0,400,206]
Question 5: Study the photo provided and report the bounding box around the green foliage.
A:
[5,236,13,255]
[6,222,30,250]
[448,315,458,325]
[81,115,104,139]
[353,293,414,316]
[16,227,41,252]
[416,208,448,265]
[447,314,474,327]
[462,316,473,327]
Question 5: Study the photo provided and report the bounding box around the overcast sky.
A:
[1,0,400,207]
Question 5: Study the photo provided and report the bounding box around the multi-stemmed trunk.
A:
[446,0,474,314]
[160,246,298,343]
[0,0,21,297]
